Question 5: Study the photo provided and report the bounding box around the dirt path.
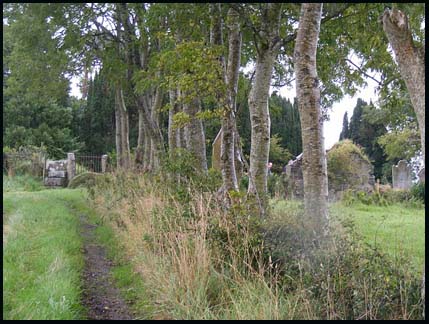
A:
[80,215,134,320]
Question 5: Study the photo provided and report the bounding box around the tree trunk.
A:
[135,107,144,167]
[183,96,208,173]
[115,88,123,169]
[118,88,131,169]
[168,88,179,155]
[143,127,151,170]
[220,7,241,194]
[150,87,163,170]
[247,4,282,215]
[294,3,328,236]
[383,9,426,309]
[382,8,425,162]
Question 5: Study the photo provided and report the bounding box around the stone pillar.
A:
[67,153,76,182]
[392,160,412,189]
[101,154,108,173]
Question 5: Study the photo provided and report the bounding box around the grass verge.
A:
[3,189,85,320]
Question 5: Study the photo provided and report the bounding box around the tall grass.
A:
[89,171,424,320]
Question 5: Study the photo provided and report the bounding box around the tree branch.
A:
[344,58,382,86]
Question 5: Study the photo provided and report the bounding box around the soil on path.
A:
[80,215,134,320]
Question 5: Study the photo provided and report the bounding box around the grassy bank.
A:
[89,172,424,320]
[3,188,86,320]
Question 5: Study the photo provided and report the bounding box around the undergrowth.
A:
[88,169,425,320]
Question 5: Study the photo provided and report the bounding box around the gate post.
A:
[67,153,76,182]
[101,154,108,173]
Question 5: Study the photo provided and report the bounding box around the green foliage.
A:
[3,145,47,177]
[269,135,292,173]
[347,99,388,180]
[3,174,44,192]
[268,200,424,319]
[378,126,421,161]
[269,93,302,158]
[339,111,349,140]
[341,187,424,209]
[67,172,103,189]
[410,182,425,204]
[75,70,116,154]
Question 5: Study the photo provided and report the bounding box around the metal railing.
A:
[75,154,103,175]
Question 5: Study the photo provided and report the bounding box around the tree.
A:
[269,93,302,159]
[3,3,81,158]
[382,7,425,162]
[339,112,349,140]
[220,7,242,195]
[348,99,388,181]
[294,3,328,237]
[247,3,283,216]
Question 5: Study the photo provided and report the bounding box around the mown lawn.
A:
[3,187,87,320]
[330,201,425,272]
[272,199,425,272]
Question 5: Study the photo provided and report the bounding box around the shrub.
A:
[266,201,424,319]
[3,145,47,177]
[410,182,425,204]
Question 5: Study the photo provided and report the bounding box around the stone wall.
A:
[284,149,375,200]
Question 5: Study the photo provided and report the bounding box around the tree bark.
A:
[168,88,180,155]
[135,107,145,167]
[382,8,425,162]
[220,7,241,194]
[118,88,131,169]
[114,88,123,169]
[183,96,208,173]
[294,3,328,236]
[383,10,426,313]
[149,86,163,170]
[247,3,282,215]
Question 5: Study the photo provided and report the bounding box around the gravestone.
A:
[285,153,304,199]
[392,160,412,190]
[44,159,68,187]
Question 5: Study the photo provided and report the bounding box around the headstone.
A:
[392,160,413,190]
[418,167,425,183]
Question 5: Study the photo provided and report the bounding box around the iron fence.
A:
[75,154,104,175]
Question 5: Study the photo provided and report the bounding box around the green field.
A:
[3,188,87,320]
[272,199,425,272]
[330,201,425,272]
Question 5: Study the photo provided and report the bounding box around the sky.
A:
[278,78,379,149]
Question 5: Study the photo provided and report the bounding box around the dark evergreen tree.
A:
[348,98,388,181]
[270,92,302,158]
[76,70,116,154]
[339,111,349,140]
